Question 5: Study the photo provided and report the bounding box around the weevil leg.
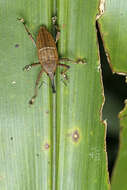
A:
[74,58,86,64]
[58,58,86,80]
[52,16,57,25]
[52,16,60,43]
[58,63,70,80]
[23,62,40,71]
[59,58,86,64]
[29,69,44,104]
[55,30,60,43]
[17,18,36,47]
[59,58,73,63]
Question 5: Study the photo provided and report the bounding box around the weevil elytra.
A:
[18,18,85,104]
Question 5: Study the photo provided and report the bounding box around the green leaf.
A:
[56,0,109,189]
[0,0,109,190]
[98,0,127,189]
[111,102,127,190]
[98,0,127,73]
[0,1,53,190]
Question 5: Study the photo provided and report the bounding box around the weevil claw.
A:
[29,95,36,105]
[52,16,57,24]
[76,58,86,64]
[29,98,35,105]
[23,65,32,71]
[17,17,25,23]
[29,99,34,105]
[61,72,69,80]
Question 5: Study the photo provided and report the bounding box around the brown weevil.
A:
[18,18,85,104]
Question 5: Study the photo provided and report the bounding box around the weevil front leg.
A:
[52,16,60,43]
[17,18,36,46]
[23,62,40,71]
[55,27,60,43]
[29,69,44,105]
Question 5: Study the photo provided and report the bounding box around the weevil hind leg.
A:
[17,18,36,47]
[29,69,44,105]
[23,62,41,71]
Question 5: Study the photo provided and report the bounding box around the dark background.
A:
[96,22,127,179]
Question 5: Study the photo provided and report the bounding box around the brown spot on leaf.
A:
[72,130,80,142]
[44,143,50,149]
[15,44,19,48]
[45,110,49,114]
[36,153,39,157]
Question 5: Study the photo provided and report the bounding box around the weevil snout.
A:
[48,72,56,93]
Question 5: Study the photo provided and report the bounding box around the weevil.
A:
[18,18,85,104]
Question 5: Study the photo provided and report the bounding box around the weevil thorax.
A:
[36,26,59,92]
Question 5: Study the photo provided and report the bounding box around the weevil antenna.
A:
[48,73,56,93]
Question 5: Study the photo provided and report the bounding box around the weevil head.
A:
[48,72,56,93]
